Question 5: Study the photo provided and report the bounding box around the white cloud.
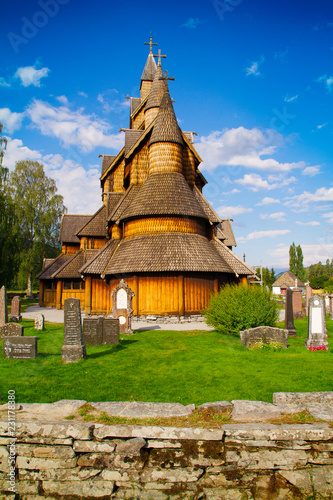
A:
[182,18,203,29]
[5,137,101,213]
[236,173,296,192]
[322,212,333,224]
[284,94,298,102]
[26,99,124,152]
[97,90,130,114]
[0,108,25,134]
[56,95,69,105]
[245,56,265,77]
[302,166,320,176]
[295,221,320,226]
[0,77,10,87]
[268,243,333,268]
[242,229,290,242]
[195,127,310,173]
[14,65,50,87]
[256,197,281,206]
[260,212,287,222]
[216,205,252,218]
[285,187,333,208]
[222,189,241,195]
[317,123,327,129]
[78,91,88,98]
[317,74,333,92]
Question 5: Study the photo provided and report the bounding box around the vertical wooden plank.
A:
[85,277,92,314]
[178,275,184,316]
[56,281,62,310]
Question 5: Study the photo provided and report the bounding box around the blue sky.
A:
[1,0,332,271]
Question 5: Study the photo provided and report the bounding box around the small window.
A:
[64,281,71,290]
[72,280,81,290]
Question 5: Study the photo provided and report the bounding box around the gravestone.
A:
[3,336,37,359]
[34,313,45,330]
[82,317,103,346]
[240,326,289,348]
[329,294,333,321]
[305,296,328,350]
[111,280,135,334]
[285,287,296,336]
[292,287,304,319]
[0,323,24,338]
[62,298,86,363]
[305,284,312,316]
[103,318,120,345]
[10,296,22,322]
[0,286,8,326]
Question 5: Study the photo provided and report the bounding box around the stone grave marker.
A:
[82,317,103,346]
[285,287,296,336]
[329,294,333,321]
[0,286,8,326]
[10,295,22,322]
[292,286,304,319]
[34,313,45,330]
[62,298,86,363]
[103,318,120,345]
[305,284,312,316]
[305,295,328,350]
[111,280,135,334]
[0,323,24,338]
[240,326,289,348]
[3,336,37,359]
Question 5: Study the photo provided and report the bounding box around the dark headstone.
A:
[0,286,8,326]
[83,317,103,346]
[3,336,37,359]
[305,296,328,350]
[103,318,120,345]
[0,323,24,338]
[111,279,135,334]
[34,313,45,330]
[62,298,86,363]
[240,326,289,348]
[285,287,296,336]
[10,296,22,322]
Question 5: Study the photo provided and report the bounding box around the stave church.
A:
[37,39,256,318]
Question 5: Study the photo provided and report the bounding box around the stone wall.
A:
[1,397,333,499]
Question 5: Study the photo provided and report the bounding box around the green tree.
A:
[289,242,297,275]
[295,244,305,281]
[0,123,19,287]
[9,160,67,295]
[255,267,276,289]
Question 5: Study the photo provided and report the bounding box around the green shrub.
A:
[204,284,278,335]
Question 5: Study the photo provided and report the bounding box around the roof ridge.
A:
[51,249,83,278]
[213,237,256,276]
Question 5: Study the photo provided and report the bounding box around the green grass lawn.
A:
[0,318,332,405]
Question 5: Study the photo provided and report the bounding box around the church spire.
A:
[140,37,158,99]
[144,52,166,127]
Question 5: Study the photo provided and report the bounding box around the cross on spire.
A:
[145,36,158,55]
[153,49,166,66]
[164,70,175,82]
[125,94,130,101]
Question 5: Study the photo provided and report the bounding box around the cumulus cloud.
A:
[256,197,281,206]
[236,173,296,192]
[195,126,311,173]
[14,65,50,87]
[295,221,320,226]
[4,137,101,213]
[317,74,333,92]
[260,212,287,222]
[285,187,333,208]
[0,108,25,134]
[245,56,265,77]
[56,95,69,105]
[26,99,124,152]
[302,166,320,176]
[240,229,290,242]
[216,205,252,218]
[268,243,333,268]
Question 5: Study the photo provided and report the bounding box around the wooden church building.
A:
[38,39,256,318]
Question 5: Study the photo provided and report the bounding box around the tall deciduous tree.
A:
[289,242,305,281]
[0,123,18,287]
[289,242,297,275]
[9,160,67,295]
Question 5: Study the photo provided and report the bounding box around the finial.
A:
[153,49,166,66]
[125,94,130,101]
[145,36,158,55]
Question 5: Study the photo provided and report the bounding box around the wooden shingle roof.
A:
[149,89,183,147]
[124,130,144,156]
[36,253,72,279]
[141,53,157,82]
[219,220,237,247]
[103,233,234,275]
[100,155,117,176]
[108,185,141,222]
[76,206,107,238]
[211,238,256,277]
[119,172,209,222]
[55,249,99,279]
[59,215,92,244]
[79,240,119,275]
[193,186,221,223]
[145,64,165,111]
[272,271,305,288]
[107,193,125,217]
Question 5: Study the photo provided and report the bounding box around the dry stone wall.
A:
[0,393,332,499]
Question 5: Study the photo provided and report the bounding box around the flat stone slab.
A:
[231,400,303,422]
[0,400,88,421]
[94,424,224,441]
[223,423,333,442]
[305,404,333,421]
[197,401,233,411]
[273,391,333,405]
[0,420,93,440]
[91,401,195,418]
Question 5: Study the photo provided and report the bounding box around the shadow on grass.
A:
[86,339,139,359]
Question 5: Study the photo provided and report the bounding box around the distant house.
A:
[272,271,305,295]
